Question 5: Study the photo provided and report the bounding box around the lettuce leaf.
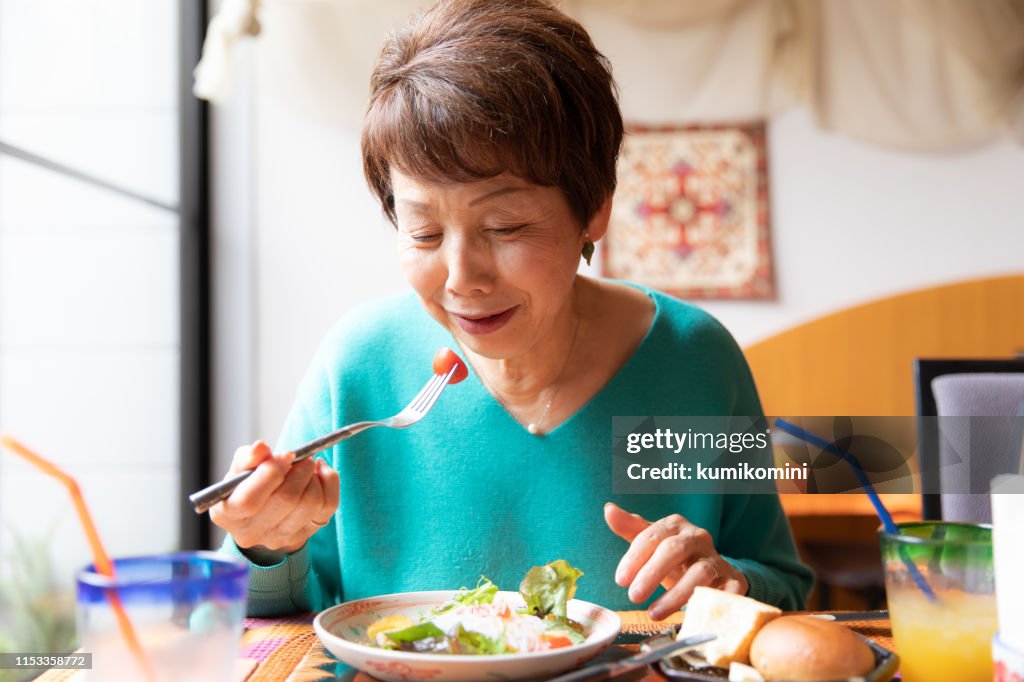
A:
[433,576,499,615]
[519,560,583,619]
[544,620,585,644]
[384,621,446,644]
[453,625,507,655]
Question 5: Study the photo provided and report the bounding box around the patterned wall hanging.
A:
[604,122,775,299]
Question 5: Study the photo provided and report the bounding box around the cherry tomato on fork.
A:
[432,347,468,384]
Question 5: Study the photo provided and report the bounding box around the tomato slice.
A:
[432,347,468,384]
[540,633,575,649]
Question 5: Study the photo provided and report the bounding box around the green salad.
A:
[367,560,587,655]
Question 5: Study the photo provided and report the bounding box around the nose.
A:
[444,233,494,297]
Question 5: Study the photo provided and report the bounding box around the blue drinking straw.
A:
[773,417,938,601]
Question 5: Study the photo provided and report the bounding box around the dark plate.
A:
[647,627,899,682]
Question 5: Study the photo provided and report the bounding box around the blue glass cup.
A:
[76,551,248,682]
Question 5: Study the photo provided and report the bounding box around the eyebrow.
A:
[468,185,529,206]
[396,185,529,211]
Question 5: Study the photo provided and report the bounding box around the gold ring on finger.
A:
[310,518,330,527]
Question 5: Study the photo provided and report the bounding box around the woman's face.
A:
[392,171,606,361]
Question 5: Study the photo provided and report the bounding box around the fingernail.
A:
[648,607,663,621]
[628,584,641,602]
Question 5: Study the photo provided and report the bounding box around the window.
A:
[0,0,209,650]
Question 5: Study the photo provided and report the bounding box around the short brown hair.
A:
[361,0,623,228]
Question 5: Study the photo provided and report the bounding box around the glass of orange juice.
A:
[880,522,996,682]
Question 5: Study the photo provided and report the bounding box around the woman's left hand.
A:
[604,502,749,620]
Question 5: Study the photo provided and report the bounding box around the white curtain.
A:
[195,0,1024,151]
[807,0,1024,149]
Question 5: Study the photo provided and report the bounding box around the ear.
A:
[585,195,613,242]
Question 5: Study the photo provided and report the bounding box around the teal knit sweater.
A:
[223,287,813,615]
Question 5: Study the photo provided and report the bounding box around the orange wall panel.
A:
[743,274,1024,518]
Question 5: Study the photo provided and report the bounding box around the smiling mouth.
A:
[459,310,509,321]
[451,307,518,334]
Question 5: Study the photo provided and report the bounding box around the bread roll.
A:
[678,586,782,668]
[749,616,875,681]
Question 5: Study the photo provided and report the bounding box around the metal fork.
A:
[189,365,457,514]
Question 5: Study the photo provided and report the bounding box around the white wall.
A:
[701,109,1024,345]
[215,26,1024,455]
[210,41,256,513]
[248,94,404,456]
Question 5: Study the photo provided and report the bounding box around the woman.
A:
[212,0,812,619]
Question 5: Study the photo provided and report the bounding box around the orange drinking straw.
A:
[0,434,156,680]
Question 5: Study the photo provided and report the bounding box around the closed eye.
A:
[489,224,526,235]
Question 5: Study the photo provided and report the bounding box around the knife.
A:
[810,610,889,622]
[613,630,675,645]
[617,609,888,645]
[546,633,716,682]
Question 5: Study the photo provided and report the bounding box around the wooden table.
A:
[231,611,894,681]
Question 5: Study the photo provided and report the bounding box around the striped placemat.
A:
[34,611,893,681]
[240,614,335,681]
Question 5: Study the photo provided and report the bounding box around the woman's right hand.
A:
[210,440,340,556]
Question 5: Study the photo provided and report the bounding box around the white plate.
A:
[313,590,621,682]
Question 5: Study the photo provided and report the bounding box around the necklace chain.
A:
[526,313,581,435]
[474,313,582,436]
